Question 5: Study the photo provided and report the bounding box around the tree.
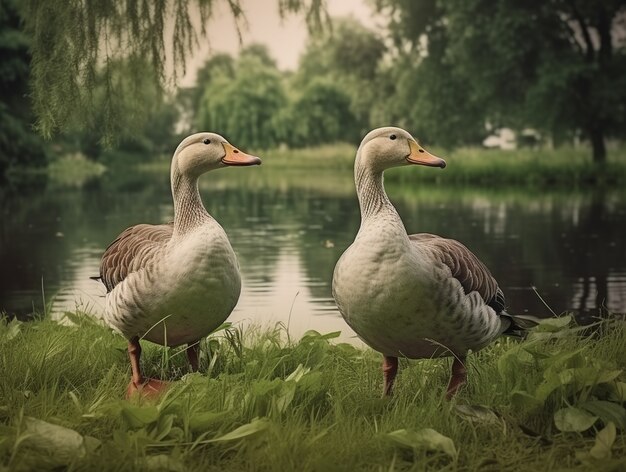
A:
[197,54,287,149]
[286,79,360,147]
[371,1,487,147]
[0,0,47,178]
[375,0,626,162]
[240,43,277,68]
[294,17,387,136]
[63,57,180,158]
[20,0,327,141]
[176,53,236,137]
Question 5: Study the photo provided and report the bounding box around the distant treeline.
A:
[1,0,625,179]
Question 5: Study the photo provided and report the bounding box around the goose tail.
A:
[499,311,542,338]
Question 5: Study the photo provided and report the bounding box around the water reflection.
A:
[1,163,624,339]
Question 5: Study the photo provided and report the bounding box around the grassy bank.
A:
[388,146,626,187]
[1,314,625,471]
[139,143,626,187]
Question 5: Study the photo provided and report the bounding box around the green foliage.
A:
[375,0,626,161]
[285,79,360,147]
[294,18,387,135]
[0,0,48,178]
[46,153,107,188]
[197,54,287,149]
[20,0,327,142]
[0,313,624,470]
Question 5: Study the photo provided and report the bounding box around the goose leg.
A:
[445,355,467,400]
[382,355,399,396]
[126,336,169,399]
[186,342,200,372]
[128,336,145,386]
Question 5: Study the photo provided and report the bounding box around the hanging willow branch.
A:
[21,0,327,141]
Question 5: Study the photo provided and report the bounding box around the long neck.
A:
[354,154,401,224]
[171,164,211,236]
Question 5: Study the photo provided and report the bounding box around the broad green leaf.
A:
[188,411,230,432]
[590,422,616,460]
[2,318,22,341]
[142,454,185,471]
[208,417,270,442]
[297,371,324,393]
[554,407,598,432]
[275,381,297,414]
[83,436,101,453]
[302,330,323,339]
[540,348,584,370]
[454,404,501,424]
[286,364,311,383]
[580,401,626,430]
[319,331,341,340]
[301,330,341,341]
[610,382,626,402]
[23,416,98,466]
[210,322,232,334]
[153,414,175,441]
[497,346,529,381]
[536,367,622,401]
[386,428,457,458]
[534,315,572,332]
[121,404,160,428]
[510,391,543,410]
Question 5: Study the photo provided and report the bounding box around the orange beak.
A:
[406,140,446,168]
[221,143,262,166]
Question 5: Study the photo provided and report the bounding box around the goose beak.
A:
[406,140,446,168]
[221,143,262,166]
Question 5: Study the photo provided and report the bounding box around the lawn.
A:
[0,313,624,471]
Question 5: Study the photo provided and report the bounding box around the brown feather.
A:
[409,233,505,313]
[99,222,174,292]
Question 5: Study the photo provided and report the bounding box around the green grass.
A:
[1,313,625,471]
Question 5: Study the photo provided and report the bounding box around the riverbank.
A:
[137,143,626,188]
[1,313,624,470]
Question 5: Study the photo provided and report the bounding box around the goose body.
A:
[95,132,261,395]
[102,221,240,346]
[333,127,527,397]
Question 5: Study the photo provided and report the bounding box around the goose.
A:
[332,126,536,399]
[93,132,261,397]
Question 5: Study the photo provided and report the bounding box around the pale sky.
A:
[180,0,376,86]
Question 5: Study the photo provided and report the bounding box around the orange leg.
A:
[383,355,399,396]
[126,336,169,399]
[128,336,144,386]
[445,355,467,400]
[186,342,200,372]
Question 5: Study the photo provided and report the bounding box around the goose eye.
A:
[389,135,397,140]
[203,139,211,145]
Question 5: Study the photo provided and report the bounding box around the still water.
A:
[1,160,625,341]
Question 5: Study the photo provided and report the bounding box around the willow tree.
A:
[21,0,327,142]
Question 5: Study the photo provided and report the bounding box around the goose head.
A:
[357,126,446,172]
[173,132,261,179]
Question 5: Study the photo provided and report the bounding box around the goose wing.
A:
[97,223,173,292]
[410,233,505,313]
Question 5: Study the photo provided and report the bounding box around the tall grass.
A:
[0,313,624,471]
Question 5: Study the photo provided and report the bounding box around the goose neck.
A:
[355,161,399,223]
[171,168,210,236]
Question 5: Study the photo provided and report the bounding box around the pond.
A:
[1,156,625,342]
